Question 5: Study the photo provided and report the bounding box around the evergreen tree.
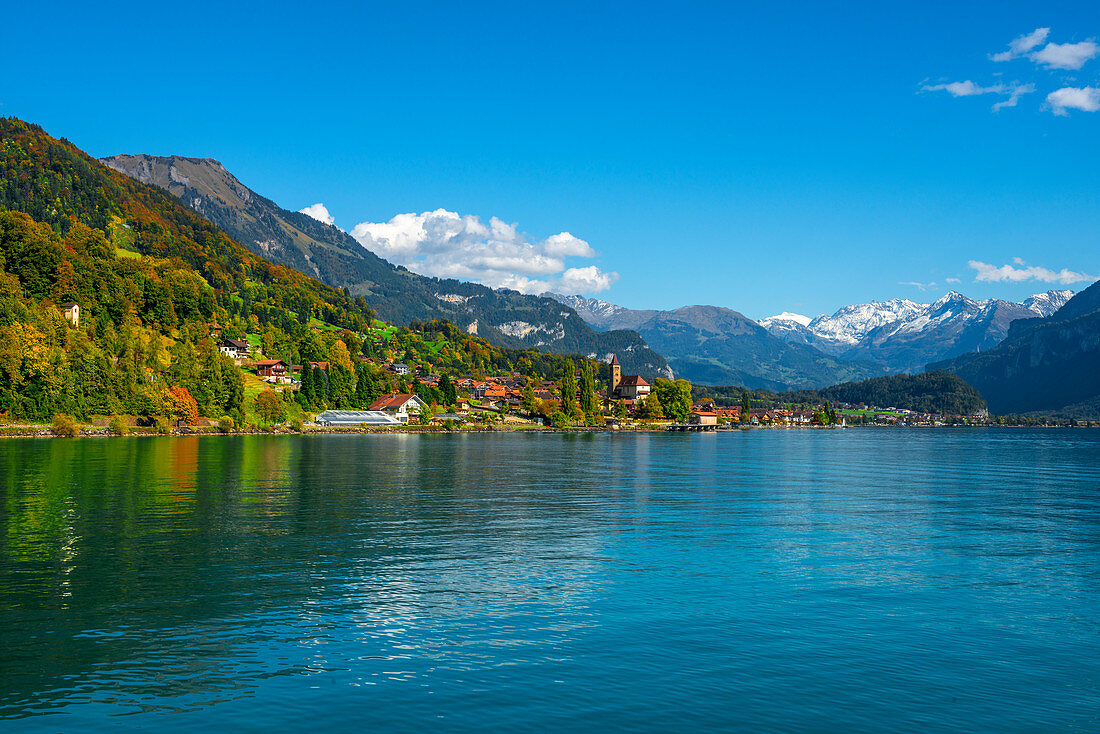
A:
[559,359,576,417]
[439,373,457,406]
[300,362,315,406]
[579,360,598,415]
[313,365,329,403]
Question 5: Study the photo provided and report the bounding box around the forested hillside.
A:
[694,372,987,416]
[0,119,608,423]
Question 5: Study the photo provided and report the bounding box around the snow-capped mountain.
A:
[761,290,1075,372]
[543,292,657,331]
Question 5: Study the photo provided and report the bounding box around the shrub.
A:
[107,415,129,436]
[154,417,172,435]
[51,413,78,438]
[549,410,569,429]
[291,418,304,432]
[217,416,235,434]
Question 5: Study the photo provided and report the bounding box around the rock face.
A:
[931,281,1100,416]
[102,154,670,379]
[760,290,1075,373]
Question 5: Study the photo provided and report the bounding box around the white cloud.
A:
[299,202,336,226]
[1046,86,1100,115]
[992,83,1036,111]
[900,281,936,291]
[991,28,1050,62]
[1030,40,1100,70]
[350,209,618,295]
[946,277,961,284]
[968,259,1096,284]
[922,80,1034,111]
[923,80,1004,97]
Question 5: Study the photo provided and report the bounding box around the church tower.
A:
[609,354,621,394]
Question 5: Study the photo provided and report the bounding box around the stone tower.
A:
[609,354,621,394]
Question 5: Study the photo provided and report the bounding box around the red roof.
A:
[610,354,620,365]
[369,394,420,410]
[255,359,287,367]
[618,375,649,387]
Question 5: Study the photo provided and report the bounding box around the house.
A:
[368,393,429,423]
[481,385,507,402]
[209,322,223,339]
[389,363,410,376]
[256,359,289,383]
[689,411,718,426]
[315,410,400,427]
[220,339,250,359]
[60,302,80,327]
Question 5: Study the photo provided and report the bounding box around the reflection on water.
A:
[1,430,1099,732]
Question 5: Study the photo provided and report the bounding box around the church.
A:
[608,355,651,404]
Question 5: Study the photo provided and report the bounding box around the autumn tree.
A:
[254,389,285,424]
[168,386,199,426]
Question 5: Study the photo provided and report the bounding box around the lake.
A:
[1,429,1098,732]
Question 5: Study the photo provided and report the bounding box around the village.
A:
[214,325,994,431]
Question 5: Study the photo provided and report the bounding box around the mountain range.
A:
[547,295,884,389]
[100,155,670,379]
[759,290,1074,373]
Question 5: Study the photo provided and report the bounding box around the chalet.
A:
[368,393,429,423]
[256,359,289,383]
[481,385,507,402]
[209,322,223,339]
[389,363,410,376]
[60,302,80,327]
[220,339,250,359]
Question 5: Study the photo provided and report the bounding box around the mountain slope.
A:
[931,281,1100,416]
[100,154,669,378]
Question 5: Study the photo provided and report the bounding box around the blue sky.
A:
[4,1,1099,318]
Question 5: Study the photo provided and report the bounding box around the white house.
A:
[220,339,249,359]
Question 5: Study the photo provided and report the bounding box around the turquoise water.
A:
[1,430,1098,731]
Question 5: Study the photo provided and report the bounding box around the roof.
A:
[223,339,249,349]
[618,375,649,387]
[369,393,424,410]
[315,410,400,426]
[610,354,619,365]
[255,359,287,367]
[60,302,79,309]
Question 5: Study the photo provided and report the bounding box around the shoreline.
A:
[1,423,1086,439]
